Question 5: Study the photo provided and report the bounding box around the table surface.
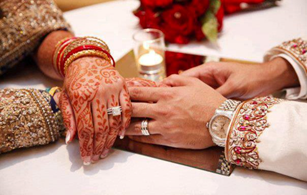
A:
[1,0,307,194]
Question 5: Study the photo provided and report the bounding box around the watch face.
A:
[210,115,230,139]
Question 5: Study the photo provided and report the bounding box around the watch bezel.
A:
[208,111,232,147]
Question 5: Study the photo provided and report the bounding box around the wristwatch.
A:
[207,99,241,147]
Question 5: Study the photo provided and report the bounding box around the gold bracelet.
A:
[62,38,109,61]
[84,36,110,52]
[48,87,62,97]
[53,37,73,72]
[64,50,111,74]
[62,38,87,60]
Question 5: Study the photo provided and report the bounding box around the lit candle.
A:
[138,50,164,75]
[138,50,163,66]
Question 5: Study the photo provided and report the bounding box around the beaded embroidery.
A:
[0,89,63,154]
[225,96,282,169]
[265,38,307,73]
[0,0,72,75]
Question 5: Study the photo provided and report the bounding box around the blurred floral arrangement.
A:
[165,51,204,75]
[134,0,280,44]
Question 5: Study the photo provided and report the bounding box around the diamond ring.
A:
[107,106,122,116]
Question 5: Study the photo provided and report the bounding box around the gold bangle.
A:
[62,38,109,61]
[53,38,68,72]
[62,38,87,60]
[64,50,111,75]
[84,36,110,52]
[53,37,78,75]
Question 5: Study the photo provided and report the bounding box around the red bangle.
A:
[57,38,78,75]
[52,37,78,77]
[60,45,115,75]
[54,37,115,77]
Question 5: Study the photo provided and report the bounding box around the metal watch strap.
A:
[218,99,241,112]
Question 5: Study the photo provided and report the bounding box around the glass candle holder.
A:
[133,29,166,82]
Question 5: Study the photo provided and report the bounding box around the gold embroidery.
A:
[225,96,282,169]
[266,38,307,74]
[0,89,61,154]
[0,0,72,75]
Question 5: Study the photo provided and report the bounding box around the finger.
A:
[162,74,194,87]
[180,64,221,88]
[125,78,158,88]
[156,82,170,87]
[180,66,203,78]
[131,102,157,118]
[128,87,168,102]
[72,102,94,165]
[59,92,76,144]
[91,98,109,162]
[125,119,160,136]
[118,87,132,139]
[101,94,122,159]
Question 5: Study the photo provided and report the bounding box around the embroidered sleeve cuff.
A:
[264,38,307,99]
[225,96,282,169]
[0,89,64,154]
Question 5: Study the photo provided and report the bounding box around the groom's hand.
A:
[181,57,299,100]
[125,75,226,149]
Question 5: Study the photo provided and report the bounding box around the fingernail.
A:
[119,130,125,139]
[65,131,71,144]
[83,156,91,166]
[100,149,109,159]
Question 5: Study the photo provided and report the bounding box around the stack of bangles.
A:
[52,36,116,77]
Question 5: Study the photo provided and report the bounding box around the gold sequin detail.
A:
[225,96,282,169]
[0,0,72,75]
[0,89,61,154]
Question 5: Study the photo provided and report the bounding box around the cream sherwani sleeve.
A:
[225,38,307,182]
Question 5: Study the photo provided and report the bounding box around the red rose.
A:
[189,0,210,16]
[134,9,160,29]
[141,0,173,8]
[160,4,196,43]
[194,24,206,41]
[165,51,204,75]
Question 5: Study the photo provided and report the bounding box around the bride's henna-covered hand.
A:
[52,77,159,164]
[61,56,131,164]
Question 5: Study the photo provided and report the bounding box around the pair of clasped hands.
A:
[53,56,298,165]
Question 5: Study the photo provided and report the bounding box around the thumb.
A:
[216,80,235,98]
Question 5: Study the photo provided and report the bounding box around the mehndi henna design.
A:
[59,59,163,163]
[63,56,129,163]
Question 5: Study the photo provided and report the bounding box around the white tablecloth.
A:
[0,0,307,194]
